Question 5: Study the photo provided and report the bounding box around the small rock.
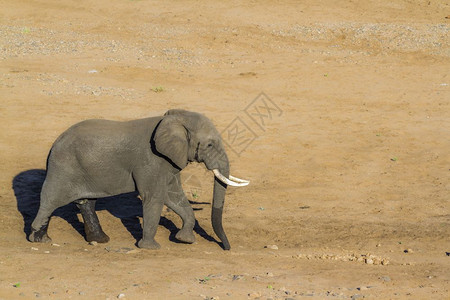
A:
[357,286,368,291]
[51,243,60,247]
[125,249,141,254]
[279,287,291,295]
[89,241,98,246]
[44,251,50,254]
[380,276,391,282]
[248,291,261,298]
[79,291,86,295]
[31,247,39,251]
[372,258,381,265]
[351,295,363,300]
[232,275,244,281]
[117,293,125,299]
[264,244,278,250]
[265,272,274,277]
[365,258,374,265]
[404,248,413,253]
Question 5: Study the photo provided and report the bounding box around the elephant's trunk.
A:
[211,157,231,250]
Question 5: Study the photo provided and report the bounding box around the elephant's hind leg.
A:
[76,199,110,243]
[29,211,52,243]
[167,174,196,244]
[30,200,57,243]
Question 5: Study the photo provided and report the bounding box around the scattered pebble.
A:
[51,243,60,247]
[404,248,414,253]
[31,247,38,251]
[293,252,390,265]
[232,275,244,281]
[357,286,369,291]
[117,293,125,299]
[265,272,274,277]
[44,251,50,254]
[248,291,261,298]
[89,241,98,246]
[200,295,220,300]
[125,249,141,254]
[264,244,278,250]
[279,286,291,295]
[105,247,135,253]
[380,276,391,282]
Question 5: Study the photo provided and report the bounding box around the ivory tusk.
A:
[229,175,250,184]
[213,169,249,187]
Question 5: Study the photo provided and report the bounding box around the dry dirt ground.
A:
[1,1,449,299]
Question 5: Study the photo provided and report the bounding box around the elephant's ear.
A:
[153,116,188,169]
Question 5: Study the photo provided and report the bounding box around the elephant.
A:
[29,109,249,250]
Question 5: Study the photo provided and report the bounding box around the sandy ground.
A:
[1,0,449,299]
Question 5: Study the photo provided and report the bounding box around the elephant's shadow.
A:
[13,169,217,246]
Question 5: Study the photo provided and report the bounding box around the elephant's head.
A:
[153,109,249,250]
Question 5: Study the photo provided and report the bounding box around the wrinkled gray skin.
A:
[30,109,231,250]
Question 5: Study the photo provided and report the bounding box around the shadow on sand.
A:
[12,169,217,246]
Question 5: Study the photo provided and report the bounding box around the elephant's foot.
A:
[29,229,52,243]
[86,230,110,243]
[138,238,161,250]
[175,228,195,244]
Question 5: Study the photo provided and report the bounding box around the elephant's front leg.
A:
[137,190,165,250]
[166,174,196,244]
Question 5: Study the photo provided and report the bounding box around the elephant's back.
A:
[47,117,162,168]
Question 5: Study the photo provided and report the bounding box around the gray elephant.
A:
[29,109,249,250]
